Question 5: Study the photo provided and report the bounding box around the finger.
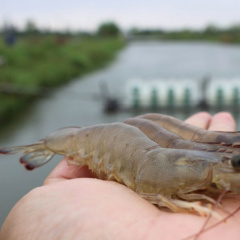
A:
[185,112,212,129]
[43,158,94,185]
[208,112,236,131]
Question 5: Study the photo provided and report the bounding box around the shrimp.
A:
[124,117,240,156]
[1,120,240,218]
[139,113,240,146]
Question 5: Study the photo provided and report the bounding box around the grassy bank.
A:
[0,36,124,125]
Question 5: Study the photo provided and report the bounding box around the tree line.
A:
[129,24,240,43]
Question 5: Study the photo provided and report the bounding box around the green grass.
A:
[0,36,124,125]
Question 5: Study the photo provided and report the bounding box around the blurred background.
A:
[1,0,240,227]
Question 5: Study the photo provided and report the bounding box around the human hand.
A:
[1,112,240,240]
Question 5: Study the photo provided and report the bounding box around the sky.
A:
[1,0,240,31]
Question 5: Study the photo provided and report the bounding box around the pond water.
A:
[1,40,240,227]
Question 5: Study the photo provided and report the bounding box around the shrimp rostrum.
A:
[1,114,240,217]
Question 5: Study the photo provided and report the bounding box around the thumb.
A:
[43,158,94,185]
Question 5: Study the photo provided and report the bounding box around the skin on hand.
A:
[1,112,240,240]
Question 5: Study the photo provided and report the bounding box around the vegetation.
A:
[130,24,240,44]
[97,22,121,37]
[0,35,124,125]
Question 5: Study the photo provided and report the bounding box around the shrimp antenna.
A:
[182,188,229,240]
[193,188,228,240]
[182,205,240,240]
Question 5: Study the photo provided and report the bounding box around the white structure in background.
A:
[124,78,240,109]
[206,78,240,107]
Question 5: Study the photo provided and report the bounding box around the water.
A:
[1,40,240,227]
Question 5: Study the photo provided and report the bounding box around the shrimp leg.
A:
[139,193,220,218]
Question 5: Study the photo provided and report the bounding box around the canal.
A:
[1,40,240,226]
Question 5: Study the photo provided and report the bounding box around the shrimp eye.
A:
[231,155,240,168]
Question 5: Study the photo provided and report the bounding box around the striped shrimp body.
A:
[1,122,240,216]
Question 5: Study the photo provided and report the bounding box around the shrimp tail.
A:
[0,141,54,170]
